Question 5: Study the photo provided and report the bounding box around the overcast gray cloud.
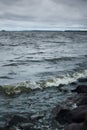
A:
[0,0,87,30]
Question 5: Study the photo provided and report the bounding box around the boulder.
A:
[8,115,30,127]
[77,96,87,106]
[55,108,73,124]
[0,126,16,130]
[54,105,87,124]
[0,127,6,130]
[71,85,87,93]
[64,115,87,130]
[78,78,87,83]
[64,123,83,130]
[71,106,87,123]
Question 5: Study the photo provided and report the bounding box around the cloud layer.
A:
[0,0,87,30]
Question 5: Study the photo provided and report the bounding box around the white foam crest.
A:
[2,70,87,93]
[45,70,87,87]
[72,103,77,109]
[16,81,41,90]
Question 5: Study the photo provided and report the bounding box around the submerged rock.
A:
[78,78,87,83]
[64,115,87,130]
[71,85,87,93]
[64,123,83,130]
[77,95,87,106]
[6,115,42,130]
[55,109,73,124]
[71,105,87,123]
[0,127,6,130]
[8,115,30,127]
[54,105,87,124]
[53,105,73,125]
[0,126,17,130]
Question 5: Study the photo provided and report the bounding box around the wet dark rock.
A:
[52,105,65,119]
[0,126,16,130]
[77,96,87,106]
[71,105,87,123]
[70,82,77,85]
[8,115,30,127]
[0,127,6,130]
[71,85,87,93]
[78,78,87,83]
[7,115,42,130]
[58,87,68,93]
[55,108,73,124]
[64,123,83,130]
[64,115,87,130]
[58,84,65,87]
[54,105,87,124]
[53,81,87,129]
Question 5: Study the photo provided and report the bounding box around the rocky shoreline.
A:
[53,77,87,130]
[0,77,87,130]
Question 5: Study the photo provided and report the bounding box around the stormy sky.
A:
[0,0,87,30]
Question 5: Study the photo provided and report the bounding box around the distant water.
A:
[0,31,87,129]
[0,31,87,86]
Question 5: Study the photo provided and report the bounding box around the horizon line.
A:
[0,29,87,32]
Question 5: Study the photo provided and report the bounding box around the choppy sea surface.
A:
[0,31,87,129]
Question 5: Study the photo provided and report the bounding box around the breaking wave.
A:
[0,70,87,96]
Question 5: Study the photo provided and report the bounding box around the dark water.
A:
[0,31,87,129]
[0,31,87,85]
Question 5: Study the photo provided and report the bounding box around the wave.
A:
[0,42,5,46]
[45,70,87,87]
[0,70,87,96]
[2,58,43,67]
[42,40,66,43]
[44,57,75,62]
[3,63,18,67]
[0,76,13,79]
